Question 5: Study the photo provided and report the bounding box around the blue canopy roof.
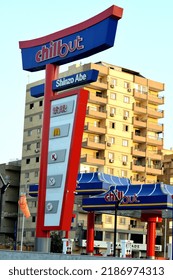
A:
[77,172,130,195]
[80,173,173,212]
[28,172,173,213]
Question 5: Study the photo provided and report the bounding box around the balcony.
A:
[148,94,164,105]
[147,135,163,146]
[148,79,164,92]
[133,89,147,101]
[82,138,106,150]
[133,117,147,128]
[88,91,107,104]
[146,166,163,175]
[132,148,146,158]
[133,133,146,143]
[147,122,164,133]
[3,212,18,218]
[84,122,106,135]
[147,108,164,119]
[80,154,105,166]
[86,106,107,119]
[88,80,107,90]
[132,164,145,173]
[146,151,162,161]
[134,104,147,115]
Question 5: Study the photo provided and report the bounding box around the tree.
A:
[50,231,63,253]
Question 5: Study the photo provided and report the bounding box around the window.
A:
[108,137,115,144]
[109,122,116,129]
[107,168,114,175]
[36,142,40,149]
[35,171,38,177]
[105,232,111,239]
[32,201,37,207]
[25,172,29,179]
[30,103,34,109]
[122,139,128,147]
[124,96,130,103]
[120,217,126,225]
[122,155,128,162]
[124,81,130,89]
[32,216,36,223]
[26,144,31,150]
[39,113,42,119]
[26,158,30,164]
[96,91,102,97]
[36,157,39,163]
[110,92,116,100]
[105,215,113,224]
[124,110,129,117]
[37,128,41,135]
[110,107,116,115]
[121,170,127,177]
[110,78,117,88]
[135,84,148,94]
[39,100,43,106]
[108,152,114,160]
[123,125,129,132]
[31,231,35,237]
[29,116,33,122]
[27,130,32,136]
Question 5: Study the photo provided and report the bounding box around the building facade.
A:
[0,160,20,248]
[17,61,165,255]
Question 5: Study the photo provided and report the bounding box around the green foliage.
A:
[50,231,63,253]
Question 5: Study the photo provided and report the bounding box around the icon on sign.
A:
[49,177,56,186]
[53,127,60,137]
[46,202,53,212]
[51,153,57,161]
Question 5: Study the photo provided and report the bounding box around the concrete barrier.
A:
[0,250,125,260]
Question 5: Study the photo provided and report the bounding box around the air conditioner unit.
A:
[127,88,131,92]
[123,161,127,166]
[35,149,40,153]
[110,113,114,117]
[123,116,128,120]
[110,84,114,88]
[107,142,112,147]
[109,159,114,163]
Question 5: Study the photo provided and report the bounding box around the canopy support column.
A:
[141,213,162,259]
[86,212,95,255]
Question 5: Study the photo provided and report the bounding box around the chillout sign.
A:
[104,190,140,204]
[19,5,123,72]
[19,5,123,251]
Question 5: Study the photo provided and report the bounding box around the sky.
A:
[0,0,173,164]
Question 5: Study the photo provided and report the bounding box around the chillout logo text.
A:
[35,36,84,63]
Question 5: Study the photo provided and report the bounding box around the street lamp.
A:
[109,186,124,257]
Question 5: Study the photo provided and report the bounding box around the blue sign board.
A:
[30,69,99,98]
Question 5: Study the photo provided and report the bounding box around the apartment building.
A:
[0,160,20,248]
[17,61,165,254]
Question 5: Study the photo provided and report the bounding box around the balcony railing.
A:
[84,122,106,134]
[147,108,164,119]
[133,117,147,128]
[86,106,107,119]
[88,91,107,104]
[80,154,105,166]
[82,138,106,150]
[147,135,163,146]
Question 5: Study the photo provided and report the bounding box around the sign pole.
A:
[35,64,58,252]
[20,214,25,251]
